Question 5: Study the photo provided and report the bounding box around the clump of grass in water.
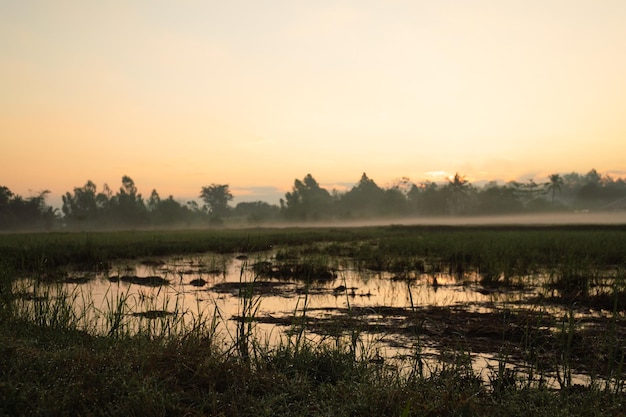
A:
[604,268,626,394]
[556,307,578,390]
[13,280,79,330]
[98,284,133,338]
[234,258,262,362]
[0,262,17,320]
[252,253,337,282]
[488,351,519,395]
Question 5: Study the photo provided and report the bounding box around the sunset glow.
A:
[2,1,625,205]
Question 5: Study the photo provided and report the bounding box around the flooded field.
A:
[4,225,626,417]
[14,238,626,389]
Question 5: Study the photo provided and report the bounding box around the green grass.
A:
[3,224,625,276]
[0,228,371,274]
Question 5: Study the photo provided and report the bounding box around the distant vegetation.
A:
[1,169,625,230]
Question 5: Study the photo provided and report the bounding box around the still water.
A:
[16,250,608,387]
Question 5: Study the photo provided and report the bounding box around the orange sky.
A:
[2,1,626,206]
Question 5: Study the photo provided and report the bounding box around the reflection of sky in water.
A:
[107,254,499,321]
[18,252,548,337]
[14,252,597,387]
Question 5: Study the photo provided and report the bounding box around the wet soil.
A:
[237,298,626,378]
[108,275,170,287]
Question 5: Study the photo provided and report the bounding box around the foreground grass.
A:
[2,226,626,416]
[2,315,626,417]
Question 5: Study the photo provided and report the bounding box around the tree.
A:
[281,174,332,221]
[151,195,192,225]
[0,186,14,228]
[147,189,161,212]
[62,181,98,223]
[546,174,564,204]
[445,173,471,215]
[339,173,385,217]
[0,186,57,230]
[476,182,522,214]
[585,169,602,186]
[408,181,447,216]
[233,201,280,224]
[110,176,148,226]
[382,187,408,216]
[512,179,546,209]
[199,184,233,217]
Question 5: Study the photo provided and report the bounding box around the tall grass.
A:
[1,279,625,416]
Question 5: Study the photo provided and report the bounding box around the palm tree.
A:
[546,174,564,204]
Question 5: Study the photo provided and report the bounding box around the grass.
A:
[2,326,624,416]
[1,225,626,415]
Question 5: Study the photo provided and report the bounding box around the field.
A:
[1,225,626,416]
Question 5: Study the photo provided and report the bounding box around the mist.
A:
[256,212,626,231]
[1,169,625,232]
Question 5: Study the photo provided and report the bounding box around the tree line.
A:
[1,169,625,230]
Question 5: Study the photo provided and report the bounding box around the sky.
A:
[2,0,626,206]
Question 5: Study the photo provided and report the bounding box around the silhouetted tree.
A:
[62,181,99,224]
[546,174,564,204]
[445,173,472,215]
[0,186,14,228]
[407,181,448,216]
[578,169,603,203]
[233,201,280,224]
[96,184,112,211]
[475,182,523,214]
[148,189,184,225]
[0,186,57,230]
[382,186,409,216]
[339,173,385,217]
[576,168,626,207]
[281,174,332,221]
[147,189,161,212]
[511,179,547,210]
[149,194,192,225]
[199,184,233,217]
[109,176,148,226]
[585,169,602,186]
[185,200,207,224]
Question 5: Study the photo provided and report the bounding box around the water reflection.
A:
[13,250,619,388]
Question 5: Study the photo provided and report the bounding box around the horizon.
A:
[6,167,624,211]
[3,1,626,207]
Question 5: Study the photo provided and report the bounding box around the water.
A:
[14,250,618,388]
